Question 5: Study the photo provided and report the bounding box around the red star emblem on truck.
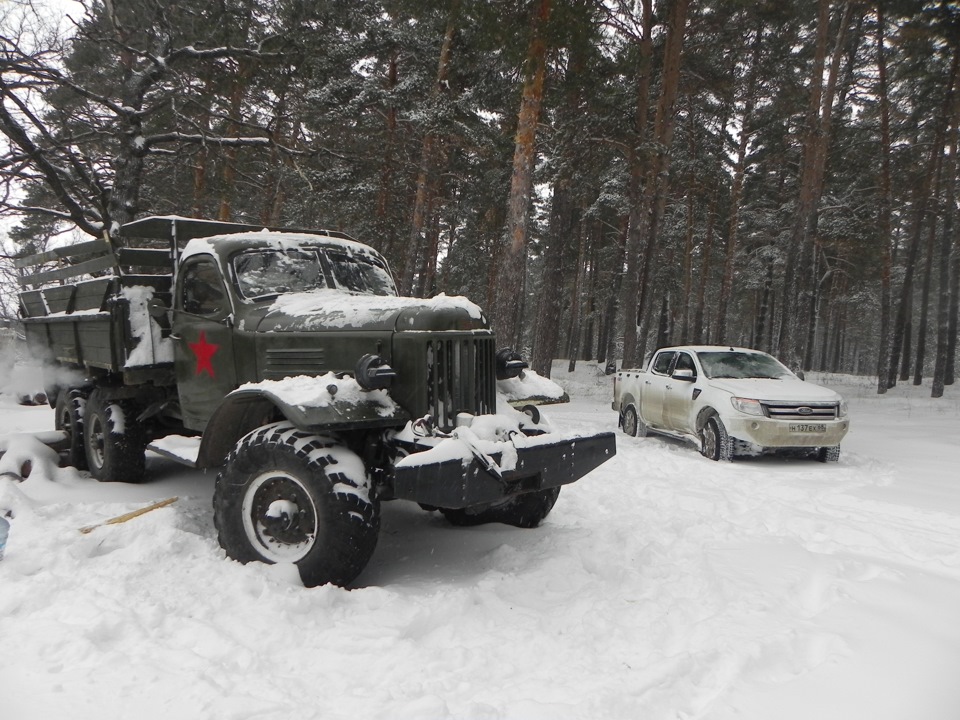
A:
[189,331,220,377]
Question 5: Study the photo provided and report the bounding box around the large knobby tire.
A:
[213,422,380,588]
[440,487,561,529]
[621,405,638,437]
[817,445,841,463]
[701,415,733,462]
[83,389,146,482]
[55,389,88,470]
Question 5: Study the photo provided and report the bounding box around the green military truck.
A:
[17,216,615,586]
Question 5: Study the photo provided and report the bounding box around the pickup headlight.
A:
[838,399,848,418]
[731,397,764,416]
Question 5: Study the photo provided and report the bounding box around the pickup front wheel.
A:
[214,422,380,587]
[701,416,733,462]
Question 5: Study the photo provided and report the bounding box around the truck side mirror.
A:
[673,368,696,381]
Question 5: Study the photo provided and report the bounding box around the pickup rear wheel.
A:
[440,487,560,529]
[83,389,146,482]
[56,389,88,471]
[701,416,733,462]
[213,422,380,588]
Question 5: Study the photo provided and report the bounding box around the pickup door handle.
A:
[644,380,651,385]
[665,384,673,390]
[169,333,182,341]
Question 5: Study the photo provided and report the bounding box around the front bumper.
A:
[388,431,617,509]
[724,416,850,448]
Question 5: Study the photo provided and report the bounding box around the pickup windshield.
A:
[697,351,793,379]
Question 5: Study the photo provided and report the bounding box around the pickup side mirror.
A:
[672,368,696,381]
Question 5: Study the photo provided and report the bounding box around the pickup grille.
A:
[263,348,326,379]
[426,337,496,430]
[761,401,838,421]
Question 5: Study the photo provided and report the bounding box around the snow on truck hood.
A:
[708,376,842,402]
[260,290,486,332]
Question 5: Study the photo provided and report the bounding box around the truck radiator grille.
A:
[425,337,496,430]
[761,402,838,420]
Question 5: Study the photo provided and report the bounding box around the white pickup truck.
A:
[612,345,850,462]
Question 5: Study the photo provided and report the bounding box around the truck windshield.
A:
[233,249,326,300]
[327,252,396,296]
[696,351,793,379]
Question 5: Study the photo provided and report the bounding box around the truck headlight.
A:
[496,347,528,380]
[731,397,764,416]
[838,399,848,418]
[355,353,397,390]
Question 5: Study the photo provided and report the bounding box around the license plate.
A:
[789,423,826,433]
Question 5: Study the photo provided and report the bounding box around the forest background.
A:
[1,0,958,397]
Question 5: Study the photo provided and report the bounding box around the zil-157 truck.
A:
[612,345,849,462]
[17,216,615,586]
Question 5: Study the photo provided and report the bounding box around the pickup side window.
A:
[181,259,227,316]
[652,351,676,375]
[674,352,697,378]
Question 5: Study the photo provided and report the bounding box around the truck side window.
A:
[182,260,226,316]
[652,351,676,375]
[674,352,696,377]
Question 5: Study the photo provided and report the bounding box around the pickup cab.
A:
[613,345,849,462]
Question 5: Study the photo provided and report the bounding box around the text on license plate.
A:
[789,423,826,433]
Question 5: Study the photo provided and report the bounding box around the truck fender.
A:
[618,392,638,418]
[695,406,719,433]
[196,386,411,468]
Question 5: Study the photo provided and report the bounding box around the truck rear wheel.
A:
[621,405,648,438]
[440,487,560,529]
[83,389,146,482]
[213,422,380,588]
[56,389,88,471]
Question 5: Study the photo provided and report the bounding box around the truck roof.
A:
[120,215,356,245]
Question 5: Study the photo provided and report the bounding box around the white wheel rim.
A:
[241,471,318,563]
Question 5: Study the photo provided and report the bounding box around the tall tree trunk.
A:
[933,95,960,396]
[716,23,762,342]
[631,0,690,361]
[531,182,574,377]
[492,0,552,347]
[401,0,459,296]
[888,46,959,387]
[875,3,894,394]
[781,0,854,368]
[619,0,653,368]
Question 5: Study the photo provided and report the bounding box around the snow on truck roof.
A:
[179,230,386,263]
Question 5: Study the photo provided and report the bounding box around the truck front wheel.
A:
[213,422,380,588]
[440,487,560,528]
[700,416,733,462]
[83,389,146,482]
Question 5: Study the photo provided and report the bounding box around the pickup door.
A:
[640,350,675,428]
[662,350,699,433]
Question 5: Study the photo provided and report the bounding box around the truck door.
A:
[172,256,237,431]
[663,351,698,432]
[642,350,675,428]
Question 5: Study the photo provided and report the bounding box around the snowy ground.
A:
[1,356,960,719]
